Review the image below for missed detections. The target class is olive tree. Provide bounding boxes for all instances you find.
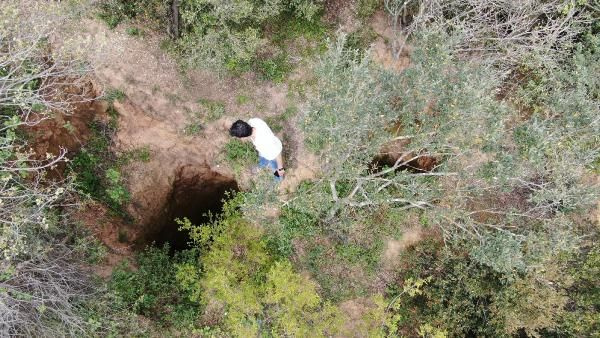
[385,0,595,73]
[294,30,598,271]
[176,0,324,71]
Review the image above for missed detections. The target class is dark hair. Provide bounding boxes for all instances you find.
[229,120,252,137]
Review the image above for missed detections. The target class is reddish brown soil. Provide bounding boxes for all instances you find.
[25,81,103,177]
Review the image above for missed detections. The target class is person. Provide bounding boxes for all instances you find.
[229,118,285,181]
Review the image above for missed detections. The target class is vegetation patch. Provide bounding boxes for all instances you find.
[257,53,293,83]
[197,98,226,122]
[110,245,201,326]
[224,138,259,173]
[264,105,298,133]
[70,102,151,214]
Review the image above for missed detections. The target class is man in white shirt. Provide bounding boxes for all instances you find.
[229,118,285,181]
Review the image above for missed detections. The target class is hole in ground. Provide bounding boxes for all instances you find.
[371,152,438,173]
[144,167,238,253]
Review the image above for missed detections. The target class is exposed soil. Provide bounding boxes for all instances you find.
[55,16,322,223]
[25,81,103,177]
[73,201,138,278]
[324,0,359,32]
[373,137,439,173]
[370,10,411,73]
[383,226,424,269]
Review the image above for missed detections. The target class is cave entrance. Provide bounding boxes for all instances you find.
[147,168,238,253]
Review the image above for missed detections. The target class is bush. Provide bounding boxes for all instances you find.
[110,245,201,324]
[224,138,259,171]
[266,207,318,257]
[70,121,133,213]
[97,0,169,30]
[177,0,325,72]
[175,195,345,336]
[357,0,381,20]
[197,98,226,121]
[559,242,600,336]
[258,53,292,82]
[386,239,571,337]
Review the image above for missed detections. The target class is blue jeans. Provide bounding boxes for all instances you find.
[259,156,282,182]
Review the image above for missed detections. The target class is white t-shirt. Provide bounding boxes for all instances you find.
[248,117,282,161]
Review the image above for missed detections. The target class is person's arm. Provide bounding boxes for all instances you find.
[275,152,285,177]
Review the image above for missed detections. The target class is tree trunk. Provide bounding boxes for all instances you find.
[169,0,180,39]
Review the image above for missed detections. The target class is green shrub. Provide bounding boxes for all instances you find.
[357,0,381,20]
[105,168,130,208]
[236,94,251,105]
[97,0,127,29]
[559,242,600,336]
[177,0,325,72]
[266,207,318,257]
[264,105,298,133]
[70,121,144,213]
[71,149,103,198]
[183,123,202,136]
[96,0,168,30]
[345,25,378,54]
[383,236,578,337]
[270,11,328,45]
[175,195,345,336]
[110,245,201,324]
[104,88,126,103]
[258,53,292,82]
[126,26,140,36]
[224,138,258,170]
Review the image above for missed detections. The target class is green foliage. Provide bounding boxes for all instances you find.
[264,261,343,337]
[301,238,381,301]
[224,138,258,171]
[97,0,169,30]
[270,10,328,45]
[197,98,226,121]
[357,0,381,20]
[264,105,298,133]
[104,88,126,103]
[70,122,149,213]
[470,231,526,275]
[385,237,576,336]
[125,26,140,36]
[266,207,318,257]
[236,94,251,105]
[559,242,600,336]
[110,245,201,325]
[302,36,389,159]
[71,148,103,198]
[97,2,124,29]
[105,168,130,207]
[175,197,345,336]
[74,233,108,265]
[177,0,325,72]
[345,25,378,55]
[183,123,202,136]
[258,53,292,82]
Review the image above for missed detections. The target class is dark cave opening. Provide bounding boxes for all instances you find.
[147,170,238,253]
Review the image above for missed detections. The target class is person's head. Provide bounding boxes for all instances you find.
[229,120,252,138]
